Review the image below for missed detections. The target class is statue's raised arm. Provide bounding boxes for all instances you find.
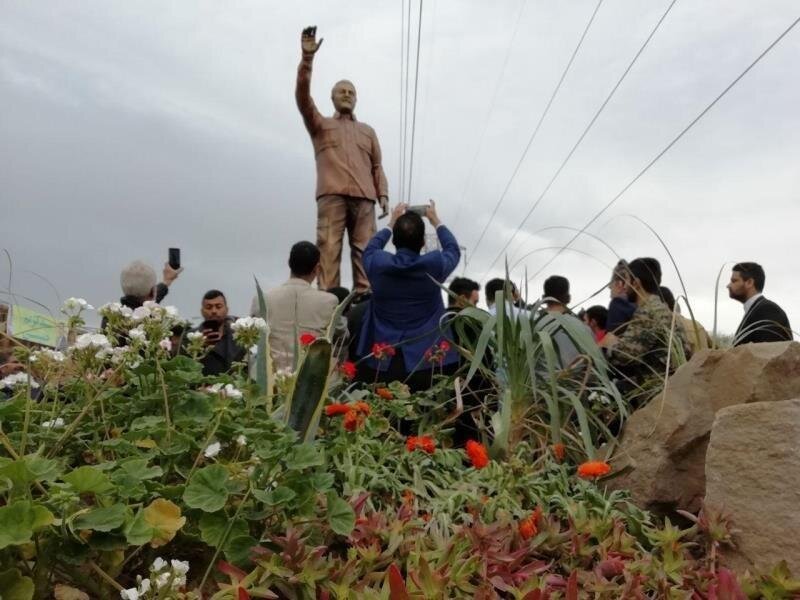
[296,26,324,133]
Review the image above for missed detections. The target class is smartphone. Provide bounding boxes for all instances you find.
[408,204,428,216]
[168,248,181,270]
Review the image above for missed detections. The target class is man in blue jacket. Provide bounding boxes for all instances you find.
[357,201,461,390]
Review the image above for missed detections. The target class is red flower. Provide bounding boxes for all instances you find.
[352,401,371,415]
[406,435,436,454]
[439,340,451,352]
[465,440,489,469]
[552,443,566,462]
[299,333,317,346]
[342,410,359,432]
[371,342,396,360]
[339,361,357,380]
[519,506,543,540]
[376,387,393,400]
[577,460,611,479]
[325,403,351,417]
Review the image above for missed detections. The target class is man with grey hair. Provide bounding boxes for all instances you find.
[119,260,182,310]
[296,26,389,295]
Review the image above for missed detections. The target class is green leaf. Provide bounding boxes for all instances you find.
[284,444,324,471]
[0,568,34,600]
[326,492,355,536]
[0,455,60,494]
[183,465,229,512]
[124,509,153,546]
[309,472,335,492]
[225,534,258,567]
[251,486,296,507]
[0,501,54,549]
[199,512,248,549]
[63,466,115,496]
[285,339,332,442]
[72,504,127,533]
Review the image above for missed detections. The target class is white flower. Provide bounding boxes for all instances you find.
[1,372,39,389]
[110,346,130,364]
[164,306,179,318]
[41,418,65,429]
[236,434,247,447]
[62,297,94,316]
[74,333,111,351]
[231,316,267,332]
[204,442,222,458]
[186,331,204,342]
[138,578,151,594]
[159,338,172,352]
[128,327,147,342]
[171,559,189,575]
[120,589,139,600]
[151,557,168,572]
[131,306,152,321]
[249,344,258,355]
[31,348,66,363]
[223,384,242,400]
[120,306,133,318]
[155,571,171,589]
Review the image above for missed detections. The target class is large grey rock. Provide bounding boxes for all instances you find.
[608,341,800,514]
[705,399,800,574]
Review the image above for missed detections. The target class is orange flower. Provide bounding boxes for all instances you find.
[376,387,393,400]
[406,435,436,454]
[465,440,489,469]
[325,403,351,417]
[552,443,566,462]
[577,460,611,479]
[352,401,371,415]
[519,506,543,540]
[342,410,359,432]
[402,489,415,506]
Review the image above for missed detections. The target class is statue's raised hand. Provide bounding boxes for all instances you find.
[301,26,323,56]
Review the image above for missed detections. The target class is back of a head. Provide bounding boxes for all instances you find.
[543,275,570,305]
[392,212,425,253]
[121,260,156,299]
[659,286,676,312]
[449,277,479,305]
[627,258,661,295]
[289,241,321,277]
[586,305,608,329]
[611,259,629,283]
[484,278,515,306]
[733,262,765,292]
[641,257,662,285]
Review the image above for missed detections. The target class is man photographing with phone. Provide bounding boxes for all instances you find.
[196,290,246,376]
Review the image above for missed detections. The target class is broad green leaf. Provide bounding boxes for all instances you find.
[142,498,185,548]
[0,568,34,600]
[251,486,296,507]
[0,455,60,493]
[129,416,166,431]
[285,339,332,443]
[63,466,115,496]
[72,504,126,532]
[123,509,153,546]
[225,534,258,567]
[0,501,54,549]
[199,512,248,548]
[326,492,355,536]
[284,444,324,471]
[183,465,229,512]
[310,472,335,492]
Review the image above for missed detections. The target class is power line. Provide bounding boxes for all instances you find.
[528,13,800,282]
[479,0,679,279]
[469,0,605,259]
[452,0,528,232]
[406,0,424,202]
[398,0,406,203]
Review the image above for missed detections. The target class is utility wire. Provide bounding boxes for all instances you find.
[528,13,800,282]
[401,0,412,204]
[479,0,679,279]
[452,0,529,231]
[469,0,604,259]
[398,0,406,202]
[406,0,424,203]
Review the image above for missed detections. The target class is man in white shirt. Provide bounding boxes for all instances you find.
[251,242,339,371]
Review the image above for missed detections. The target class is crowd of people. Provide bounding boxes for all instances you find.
[86,202,792,399]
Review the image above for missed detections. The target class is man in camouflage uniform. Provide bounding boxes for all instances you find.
[600,257,691,405]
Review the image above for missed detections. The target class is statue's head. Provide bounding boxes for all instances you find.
[331,80,357,114]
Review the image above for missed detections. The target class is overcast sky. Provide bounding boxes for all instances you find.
[2,1,798,337]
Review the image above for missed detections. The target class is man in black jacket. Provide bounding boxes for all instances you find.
[196,290,246,376]
[728,262,792,345]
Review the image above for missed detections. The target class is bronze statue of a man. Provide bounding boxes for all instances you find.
[296,26,389,294]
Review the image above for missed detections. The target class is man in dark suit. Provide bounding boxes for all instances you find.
[728,262,792,346]
[357,201,460,390]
